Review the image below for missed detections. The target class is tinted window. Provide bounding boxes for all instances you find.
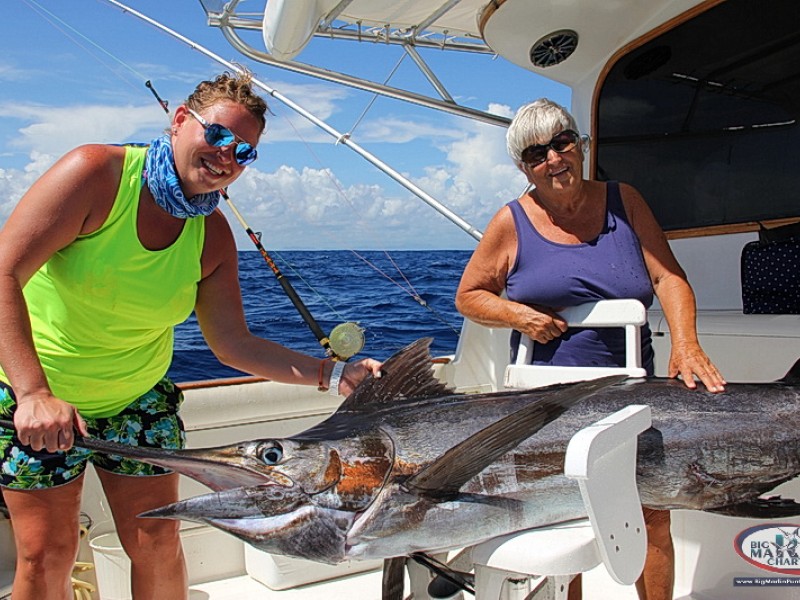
[596,0,800,231]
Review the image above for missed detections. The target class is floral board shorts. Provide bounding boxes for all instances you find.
[0,377,186,490]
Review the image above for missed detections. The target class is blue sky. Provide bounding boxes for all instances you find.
[2,0,570,249]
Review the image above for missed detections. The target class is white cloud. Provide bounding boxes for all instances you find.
[355,116,465,144]
[0,165,40,224]
[223,104,526,249]
[0,103,169,164]
[259,82,351,143]
[224,165,436,249]
[415,103,527,228]
[0,62,27,82]
[0,100,526,249]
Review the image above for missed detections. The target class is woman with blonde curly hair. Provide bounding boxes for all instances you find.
[0,71,381,600]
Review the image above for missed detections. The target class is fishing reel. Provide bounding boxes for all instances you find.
[328,322,365,360]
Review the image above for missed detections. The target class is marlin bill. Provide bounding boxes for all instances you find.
[75,338,800,564]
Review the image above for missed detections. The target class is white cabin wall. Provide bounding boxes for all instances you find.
[667,233,757,310]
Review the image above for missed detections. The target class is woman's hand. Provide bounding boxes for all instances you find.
[516,303,569,344]
[338,358,383,396]
[14,393,88,452]
[668,341,726,393]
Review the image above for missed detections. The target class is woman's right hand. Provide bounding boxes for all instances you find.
[14,392,88,453]
[516,303,569,344]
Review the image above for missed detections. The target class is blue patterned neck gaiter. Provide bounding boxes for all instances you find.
[144,135,220,219]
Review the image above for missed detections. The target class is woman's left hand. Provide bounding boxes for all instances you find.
[338,358,383,396]
[667,341,726,392]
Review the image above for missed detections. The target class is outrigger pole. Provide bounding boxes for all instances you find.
[145,80,363,360]
[101,0,483,242]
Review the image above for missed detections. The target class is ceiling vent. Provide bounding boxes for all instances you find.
[530,30,579,68]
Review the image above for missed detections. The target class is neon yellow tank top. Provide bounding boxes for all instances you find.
[4,146,204,417]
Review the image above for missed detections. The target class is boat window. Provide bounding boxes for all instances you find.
[595,0,800,235]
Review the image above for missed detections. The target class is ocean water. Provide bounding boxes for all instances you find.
[167,250,472,382]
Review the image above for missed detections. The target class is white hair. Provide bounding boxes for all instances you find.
[506,98,580,165]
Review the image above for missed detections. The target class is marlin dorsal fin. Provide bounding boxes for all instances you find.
[339,338,455,411]
[404,374,628,498]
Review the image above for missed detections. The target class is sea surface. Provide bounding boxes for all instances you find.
[167,250,472,382]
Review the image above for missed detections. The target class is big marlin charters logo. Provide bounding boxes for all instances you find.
[735,524,800,574]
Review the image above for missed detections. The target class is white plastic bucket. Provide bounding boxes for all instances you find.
[89,532,132,600]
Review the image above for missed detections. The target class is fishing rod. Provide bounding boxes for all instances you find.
[220,188,364,360]
[147,81,364,360]
[145,79,169,114]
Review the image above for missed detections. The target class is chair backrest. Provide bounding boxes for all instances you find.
[564,403,652,584]
[505,299,648,389]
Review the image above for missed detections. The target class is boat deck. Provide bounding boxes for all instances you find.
[185,563,640,600]
[189,571,388,600]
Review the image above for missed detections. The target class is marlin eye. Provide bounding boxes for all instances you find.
[260,443,283,465]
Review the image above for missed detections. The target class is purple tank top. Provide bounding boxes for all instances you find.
[506,181,655,374]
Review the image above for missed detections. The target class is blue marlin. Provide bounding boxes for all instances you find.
[63,338,800,564]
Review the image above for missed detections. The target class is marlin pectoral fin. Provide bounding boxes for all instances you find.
[707,495,800,518]
[405,374,628,497]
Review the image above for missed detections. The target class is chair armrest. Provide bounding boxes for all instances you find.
[564,404,652,585]
[512,299,647,377]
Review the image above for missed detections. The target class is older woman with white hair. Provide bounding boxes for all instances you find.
[456,98,725,600]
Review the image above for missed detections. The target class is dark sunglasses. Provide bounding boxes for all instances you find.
[521,129,581,166]
[187,108,258,166]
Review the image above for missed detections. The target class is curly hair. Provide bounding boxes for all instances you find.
[185,69,268,134]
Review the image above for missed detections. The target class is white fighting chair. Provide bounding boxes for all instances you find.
[470,404,651,599]
[470,299,652,600]
[505,299,648,389]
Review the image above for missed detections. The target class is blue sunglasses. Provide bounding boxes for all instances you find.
[186,107,258,166]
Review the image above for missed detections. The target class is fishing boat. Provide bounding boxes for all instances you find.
[3,0,800,598]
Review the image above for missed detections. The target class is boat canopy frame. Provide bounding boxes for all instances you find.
[198,0,800,238]
[198,0,511,128]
